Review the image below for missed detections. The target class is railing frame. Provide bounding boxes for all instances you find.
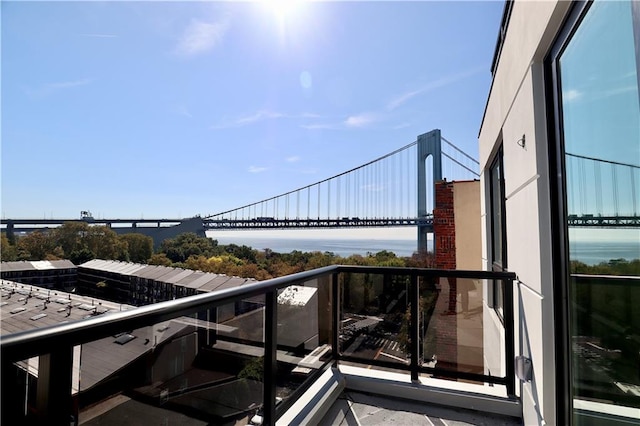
[1,266,517,425]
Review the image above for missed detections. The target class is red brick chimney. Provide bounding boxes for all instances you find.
[434,180,456,270]
[432,180,458,373]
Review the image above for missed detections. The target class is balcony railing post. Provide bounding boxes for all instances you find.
[264,290,278,426]
[36,346,74,425]
[410,273,420,382]
[503,278,516,397]
[332,272,340,364]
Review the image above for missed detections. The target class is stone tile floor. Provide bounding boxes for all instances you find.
[319,391,523,426]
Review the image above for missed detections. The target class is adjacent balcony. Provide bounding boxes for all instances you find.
[1,265,520,425]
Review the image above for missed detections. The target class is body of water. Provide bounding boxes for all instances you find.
[210,233,639,265]
[570,241,640,265]
[211,236,424,258]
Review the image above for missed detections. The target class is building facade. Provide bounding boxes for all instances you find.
[77,259,257,305]
[0,260,77,290]
[479,1,639,425]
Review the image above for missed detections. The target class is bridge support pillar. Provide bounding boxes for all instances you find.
[417,129,442,253]
[5,221,15,243]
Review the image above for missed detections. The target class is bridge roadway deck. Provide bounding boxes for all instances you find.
[567,215,639,227]
[2,214,638,231]
[1,218,184,226]
[203,217,434,230]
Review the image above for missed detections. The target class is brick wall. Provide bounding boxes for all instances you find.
[434,180,456,270]
[432,180,458,372]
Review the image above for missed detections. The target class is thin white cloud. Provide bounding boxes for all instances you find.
[212,110,320,129]
[344,113,376,128]
[301,112,378,130]
[27,78,92,98]
[176,17,230,56]
[248,166,268,173]
[286,156,300,163]
[300,123,340,130]
[392,122,411,130]
[602,85,636,97]
[176,105,193,118]
[387,66,484,111]
[237,110,285,125]
[563,89,582,102]
[79,33,117,38]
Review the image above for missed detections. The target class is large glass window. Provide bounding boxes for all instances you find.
[556,1,640,422]
[489,147,506,315]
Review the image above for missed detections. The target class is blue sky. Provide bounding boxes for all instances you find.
[2,1,504,220]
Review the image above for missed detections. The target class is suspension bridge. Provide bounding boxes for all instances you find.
[1,130,638,252]
[202,129,479,250]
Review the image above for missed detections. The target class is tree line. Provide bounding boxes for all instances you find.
[1,225,435,280]
[1,223,152,264]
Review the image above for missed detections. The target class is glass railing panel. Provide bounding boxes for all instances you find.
[572,275,640,410]
[419,276,493,381]
[339,273,411,370]
[1,355,39,424]
[75,297,265,425]
[275,275,333,412]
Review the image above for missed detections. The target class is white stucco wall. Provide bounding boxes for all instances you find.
[454,180,482,271]
[479,2,572,425]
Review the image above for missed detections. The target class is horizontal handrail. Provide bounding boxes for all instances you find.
[570,273,640,281]
[1,266,516,362]
[336,265,516,280]
[0,265,338,361]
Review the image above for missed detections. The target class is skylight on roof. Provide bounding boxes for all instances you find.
[30,313,47,321]
[10,307,26,314]
[114,334,136,345]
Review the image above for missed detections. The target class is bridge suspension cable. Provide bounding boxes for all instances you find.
[565,152,639,225]
[204,132,482,228]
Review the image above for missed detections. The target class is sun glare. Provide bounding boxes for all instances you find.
[259,0,309,40]
[262,0,301,19]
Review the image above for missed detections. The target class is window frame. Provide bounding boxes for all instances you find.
[546,1,640,424]
[488,145,507,318]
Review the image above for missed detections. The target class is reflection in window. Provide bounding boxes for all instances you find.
[559,0,640,417]
[489,147,506,315]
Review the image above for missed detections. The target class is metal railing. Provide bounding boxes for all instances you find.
[1,265,517,425]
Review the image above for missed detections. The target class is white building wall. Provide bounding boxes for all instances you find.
[479,2,572,425]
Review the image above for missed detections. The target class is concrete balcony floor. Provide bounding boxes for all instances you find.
[319,391,523,426]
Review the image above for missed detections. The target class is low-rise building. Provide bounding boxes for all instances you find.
[0,260,77,290]
[77,259,257,305]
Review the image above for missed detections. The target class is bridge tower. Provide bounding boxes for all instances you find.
[417,129,442,253]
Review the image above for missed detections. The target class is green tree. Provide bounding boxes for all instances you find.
[85,226,127,260]
[16,230,56,260]
[238,356,264,382]
[1,233,17,261]
[149,253,173,266]
[159,233,218,263]
[69,248,95,265]
[119,233,153,263]
[52,222,90,255]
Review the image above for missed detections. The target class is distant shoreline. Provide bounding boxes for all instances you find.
[209,235,639,265]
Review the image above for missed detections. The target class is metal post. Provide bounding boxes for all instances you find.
[410,274,420,382]
[264,291,278,425]
[417,130,442,253]
[332,273,340,364]
[36,346,74,425]
[503,278,516,397]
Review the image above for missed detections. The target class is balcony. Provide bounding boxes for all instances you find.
[1,266,520,425]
